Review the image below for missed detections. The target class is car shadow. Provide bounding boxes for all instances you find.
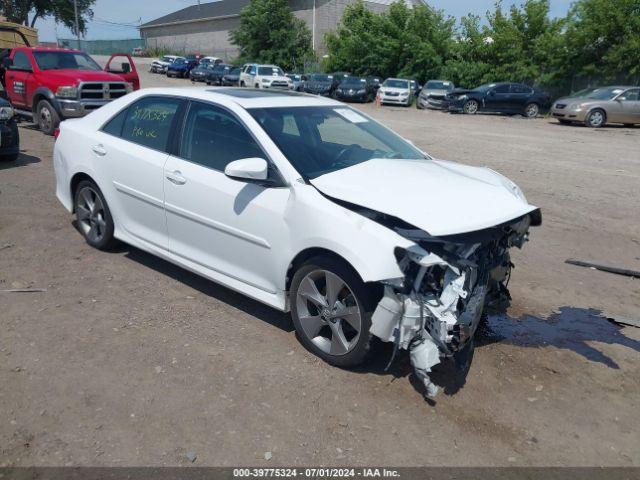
[354,306,640,403]
[121,245,293,333]
[0,152,40,170]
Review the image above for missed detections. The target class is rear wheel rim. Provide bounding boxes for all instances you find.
[76,186,107,243]
[526,104,539,117]
[589,111,604,127]
[296,269,362,356]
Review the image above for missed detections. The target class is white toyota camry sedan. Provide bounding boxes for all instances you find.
[54,87,540,395]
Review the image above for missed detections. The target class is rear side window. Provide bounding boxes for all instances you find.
[494,84,511,94]
[120,96,182,151]
[512,84,533,94]
[102,108,128,137]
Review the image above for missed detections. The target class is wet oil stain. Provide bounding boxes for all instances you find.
[480,307,640,369]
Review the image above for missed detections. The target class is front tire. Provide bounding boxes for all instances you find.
[291,257,376,368]
[36,100,60,135]
[463,99,479,115]
[74,180,117,250]
[586,109,606,128]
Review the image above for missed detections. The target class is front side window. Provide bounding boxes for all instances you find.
[250,106,425,179]
[12,51,32,70]
[179,102,264,172]
[619,89,639,101]
[511,84,533,94]
[494,84,511,94]
[120,96,182,151]
[32,51,102,71]
[585,87,625,100]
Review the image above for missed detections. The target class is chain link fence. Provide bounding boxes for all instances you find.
[58,38,147,55]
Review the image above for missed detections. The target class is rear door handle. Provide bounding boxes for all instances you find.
[166,170,186,185]
[92,144,107,156]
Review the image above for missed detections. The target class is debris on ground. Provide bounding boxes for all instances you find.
[264,451,272,461]
[185,451,197,463]
[0,288,47,293]
[565,259,640,279]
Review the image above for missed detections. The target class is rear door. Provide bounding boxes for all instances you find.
[105,53,140,90]
[94,95,184,250]
[510,83,534,111]
[6,50,34,108]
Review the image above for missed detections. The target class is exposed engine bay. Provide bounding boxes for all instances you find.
[363,207,542,397]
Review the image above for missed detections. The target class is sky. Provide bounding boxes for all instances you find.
[36,0,575,42]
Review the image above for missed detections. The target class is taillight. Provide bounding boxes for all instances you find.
[54,128,60,139]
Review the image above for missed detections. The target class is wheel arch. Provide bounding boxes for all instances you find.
[69,172,96,212]
[285,247,385,306]
[31,87,61,116]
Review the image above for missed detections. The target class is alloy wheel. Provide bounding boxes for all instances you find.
[464,100,478,114]
[588,110,605,127]
[525,103,539,118]
[76,186,107,244]
[295,269,362,356]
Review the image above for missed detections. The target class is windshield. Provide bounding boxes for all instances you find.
[258,66,284,76]
[228,68,241,75]
[341,77,366,86]
[32,51,102,71]
[383,79,409,89]
[309,74,332,82]
[174,58,186,65]
[161,56,174,62]
[425,80,453,90]
[584,87,625,100]
[474,83,497,92]
[249,106,426,179]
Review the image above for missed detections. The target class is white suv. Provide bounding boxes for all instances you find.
[240,63,292,89]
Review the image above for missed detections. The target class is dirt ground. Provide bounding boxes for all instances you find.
[1,62,639,467]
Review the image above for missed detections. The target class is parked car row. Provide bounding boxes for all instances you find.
[150,53,640,127]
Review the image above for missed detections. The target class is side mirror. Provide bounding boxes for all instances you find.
[225,158,269,182]
[121,63,131,73]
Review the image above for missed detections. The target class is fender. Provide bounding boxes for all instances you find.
[30,87,62,116]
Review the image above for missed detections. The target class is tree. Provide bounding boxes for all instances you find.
[230,0,313,71]
[564,0,640,86]
[0,0,95,34]
[325,1,456,82]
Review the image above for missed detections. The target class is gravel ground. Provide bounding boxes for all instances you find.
[1,61,639,467]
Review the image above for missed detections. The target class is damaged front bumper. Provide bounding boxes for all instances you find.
[370,210,541,396]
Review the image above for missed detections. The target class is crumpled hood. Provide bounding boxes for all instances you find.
[40,69,124,84]
[422,88,449,97]
[310,158,538,237]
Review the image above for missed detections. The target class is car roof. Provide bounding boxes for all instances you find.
[130,87,342,109]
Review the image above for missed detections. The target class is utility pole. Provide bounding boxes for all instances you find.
[312,0,316,51]
[74,0,81,50]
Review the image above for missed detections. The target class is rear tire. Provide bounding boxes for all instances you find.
[524,102,540,118]
[36,99,60,136]
[74,180,117,251]
[290,257,377,368]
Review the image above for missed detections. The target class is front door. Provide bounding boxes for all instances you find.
[163,100,291,294]
[95,95,183,250]
[105,53,140,90]
[485,83,513,111]
[7,50,34,108]
[616,88,640,124]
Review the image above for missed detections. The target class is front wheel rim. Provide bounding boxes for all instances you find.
[465,101,478,114]
[76,187,107,243]
[296,269,362,356]
[39,106,52,131]
[589,111,604,126]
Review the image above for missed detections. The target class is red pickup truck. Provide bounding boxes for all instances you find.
[1,40,140,135]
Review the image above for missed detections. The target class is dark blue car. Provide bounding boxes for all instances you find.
[166,57,198,78]
[0,97,20,162]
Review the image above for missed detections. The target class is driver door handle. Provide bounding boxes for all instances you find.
[166,170,186,185]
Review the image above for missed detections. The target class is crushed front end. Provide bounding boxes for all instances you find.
[370,211,541,396]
